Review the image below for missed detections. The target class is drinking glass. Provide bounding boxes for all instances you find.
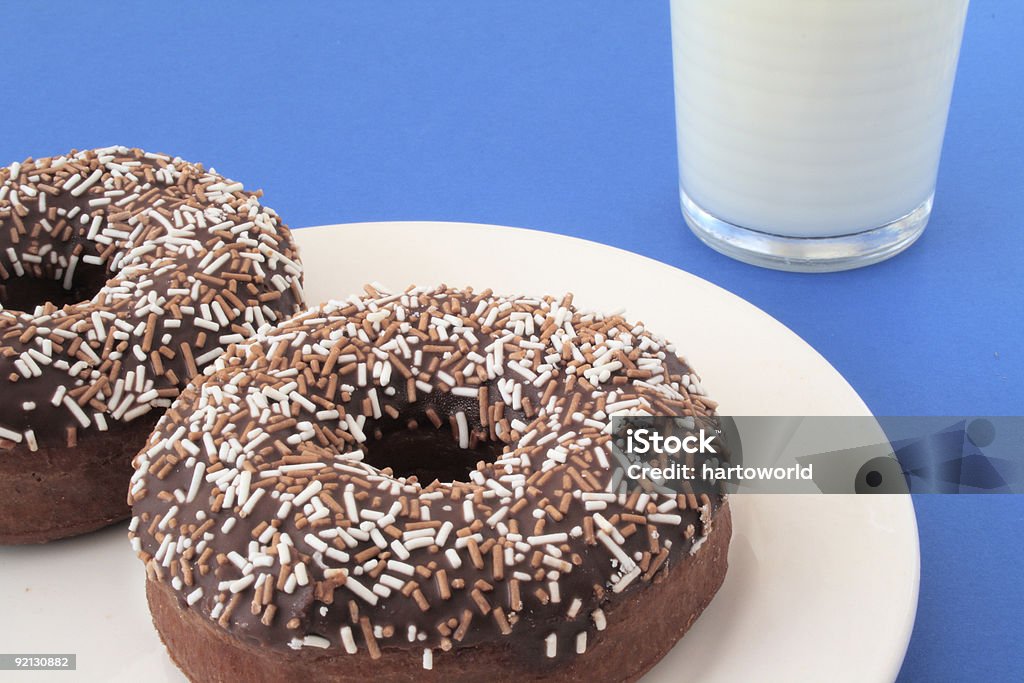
[670,0,970,271]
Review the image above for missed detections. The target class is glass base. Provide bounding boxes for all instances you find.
[680,190,933,272]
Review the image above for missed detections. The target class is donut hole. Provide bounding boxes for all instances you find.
[0,261,110,312]
[364,420,506,485]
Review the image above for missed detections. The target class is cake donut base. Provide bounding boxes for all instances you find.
[0,416,157,544]
[146,501,730,683]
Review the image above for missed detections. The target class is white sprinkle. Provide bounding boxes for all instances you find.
[62,396,91,428]
[594,513,626,544]
[62,255,79,291]
[648,513,683,525]
[605,398,642,413]
[203,252,231,275]
[229,574,255,593]
[237,470,252,505]
[455,410,469,449]
[435,521,454,547]
[597,530,636,571]
[367,388,382,419]
[238,487,265,518]
[195,346,225,366]
[402,528,436,541]
[340,625,358,654]
[345,414,366,442]
[378,574,405,592]
[485,506,509,527]
[186,588,204,606]
[88,312,109,341]
[388,560,415,576]
[70,168,103,197]
[528,532,568,546]
[0,426,23,443]
[300,635,330,649]
[612,566,642,593]
[304,533,329,553]
[123,402,154,422]
[404,537,433,551]
[343,574,379,605]
[292,480,323,506]
[509,362,537,382]
[325,547,350,563]
[545,632,557,658]
[343,488,360,522]
[390,539,410,560]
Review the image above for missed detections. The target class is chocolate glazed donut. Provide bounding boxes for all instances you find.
[0,147,304,543]
[129,285,730,682]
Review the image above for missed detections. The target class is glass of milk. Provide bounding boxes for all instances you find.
[670,0,970,271]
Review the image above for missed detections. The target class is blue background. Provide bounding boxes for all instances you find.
[1,1,1020,680]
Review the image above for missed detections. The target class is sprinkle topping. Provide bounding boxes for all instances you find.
[0,147,304,451]
[129,284,721,667]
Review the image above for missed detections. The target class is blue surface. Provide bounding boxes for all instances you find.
[1,1,1020,680]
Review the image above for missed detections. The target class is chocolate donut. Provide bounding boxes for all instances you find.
[129,285,730,682]
[0,147,304,543]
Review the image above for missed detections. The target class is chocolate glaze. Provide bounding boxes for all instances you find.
[129,285,725,669]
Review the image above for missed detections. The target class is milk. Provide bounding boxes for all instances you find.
[670,0,969,238]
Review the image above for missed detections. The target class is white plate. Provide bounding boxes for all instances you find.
[0,222,919,683]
